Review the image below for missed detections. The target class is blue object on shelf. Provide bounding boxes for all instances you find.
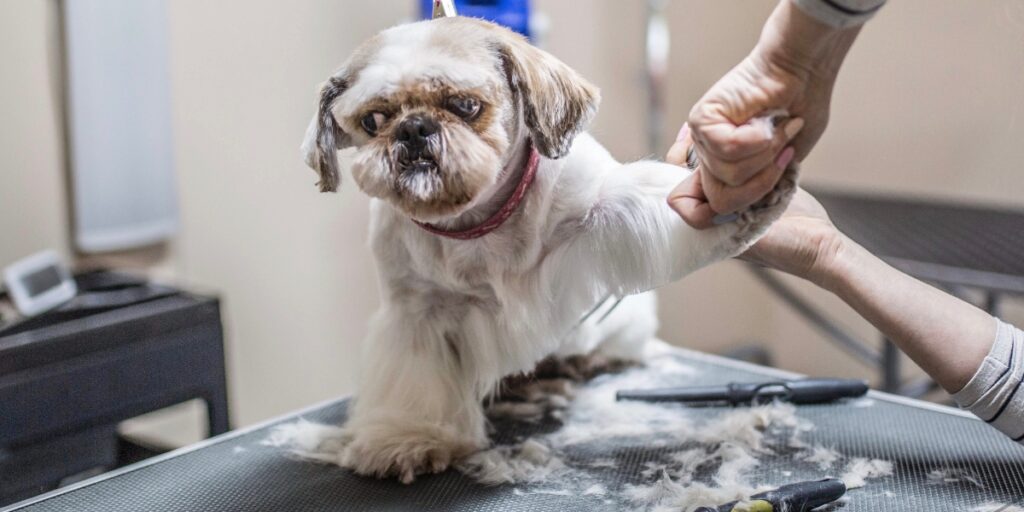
[419,0,531,39]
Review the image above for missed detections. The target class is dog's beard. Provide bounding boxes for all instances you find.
[392,136,444,202]
[351,121,504,222]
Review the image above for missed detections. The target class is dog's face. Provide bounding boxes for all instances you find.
[302,18,600,223]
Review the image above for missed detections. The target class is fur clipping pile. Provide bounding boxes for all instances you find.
[798,444,842,471]
[260,418,347,463]
[926,468,986,489]
[838,457,894,490]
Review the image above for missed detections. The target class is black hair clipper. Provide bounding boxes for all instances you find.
[616,378,869,406]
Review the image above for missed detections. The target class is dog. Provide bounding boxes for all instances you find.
[300,16,796,483]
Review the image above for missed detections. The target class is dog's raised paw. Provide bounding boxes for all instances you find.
[730,164,799,247]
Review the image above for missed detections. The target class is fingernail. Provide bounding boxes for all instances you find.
[775,146,796,169]
[713,213,739,225]
[783,118,805,139]
[666,145,689,168]
[676,123,690,142]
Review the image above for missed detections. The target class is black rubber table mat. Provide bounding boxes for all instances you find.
[813,188,1024,293]
[6,349,1024,511]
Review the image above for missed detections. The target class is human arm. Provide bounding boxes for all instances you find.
[742,190,1024,443]
[743,189,994,394]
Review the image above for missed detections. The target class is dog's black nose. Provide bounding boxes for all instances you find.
[396,115,439,150]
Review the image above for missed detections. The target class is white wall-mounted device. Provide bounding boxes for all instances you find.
[2,251,78,317]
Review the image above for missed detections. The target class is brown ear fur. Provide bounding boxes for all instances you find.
[305,76,350,193]
[494,33,600,159]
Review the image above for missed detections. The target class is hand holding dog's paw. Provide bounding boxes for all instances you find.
[666,124,799,255]
[667,118,803,229]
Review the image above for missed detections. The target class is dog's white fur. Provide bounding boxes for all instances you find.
[302,18,796,483]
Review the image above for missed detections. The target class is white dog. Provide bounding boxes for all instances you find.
[301,17,795,483]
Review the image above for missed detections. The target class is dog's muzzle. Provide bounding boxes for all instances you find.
[395,115,440,174]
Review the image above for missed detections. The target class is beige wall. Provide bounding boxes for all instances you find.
[2,0,1023,446]
[0,1,69,265]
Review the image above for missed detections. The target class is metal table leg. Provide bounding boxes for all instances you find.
[985,292,1002,316]
[748,265,881,368]
[882,338,902,393]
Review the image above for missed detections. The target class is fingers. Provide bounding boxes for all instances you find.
[691,117,804,186]
[665,123,692,166]
[692,119,774,162]
[665,116,799,228]
[665,140,689,167]
[785,187,833,223]
[666,124,716,228]
[702,146,796,214]
[667,171,716,229]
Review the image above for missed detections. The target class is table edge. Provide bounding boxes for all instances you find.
[2,345,978,511]
[0,394,350,512]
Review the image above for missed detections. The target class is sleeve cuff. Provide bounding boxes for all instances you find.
[952,318,1014,408]
[790,0,886,29]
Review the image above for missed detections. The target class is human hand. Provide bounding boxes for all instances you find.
[675,0,860,229]
[739,187,846,288]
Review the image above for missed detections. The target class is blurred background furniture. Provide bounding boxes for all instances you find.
[750,189,1024,395]
[0,271,228,506]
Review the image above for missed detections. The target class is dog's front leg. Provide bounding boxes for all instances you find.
[545,161,796,324]
[341,305,488,483]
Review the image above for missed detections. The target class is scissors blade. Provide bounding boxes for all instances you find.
[432,0,458,18]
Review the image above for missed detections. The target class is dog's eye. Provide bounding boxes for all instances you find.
[446,96,481,120]
[360,112,387,135]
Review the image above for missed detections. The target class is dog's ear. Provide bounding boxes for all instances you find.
[493,32,601,159]
[301,76,351,193]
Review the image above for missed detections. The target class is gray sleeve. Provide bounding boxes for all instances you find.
[790,0,886,28]
[953,319,1024,445]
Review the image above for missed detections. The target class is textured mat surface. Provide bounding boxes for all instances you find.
[6,350,1024,511]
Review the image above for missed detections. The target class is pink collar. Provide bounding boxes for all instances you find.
[414,144,540,240]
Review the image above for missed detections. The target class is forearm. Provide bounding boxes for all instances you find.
[821,242,1024,443]
[819,236,995,394]
[755,0,863,80]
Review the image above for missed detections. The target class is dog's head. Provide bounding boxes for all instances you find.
[302,17,600,222]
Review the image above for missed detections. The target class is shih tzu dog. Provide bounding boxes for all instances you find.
[301,17,796,483]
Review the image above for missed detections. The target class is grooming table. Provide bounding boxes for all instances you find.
[751,188,1024,394]
[4,348,1022,511]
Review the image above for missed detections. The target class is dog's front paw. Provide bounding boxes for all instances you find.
[342,419,482,483]
[729,164,799,249]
